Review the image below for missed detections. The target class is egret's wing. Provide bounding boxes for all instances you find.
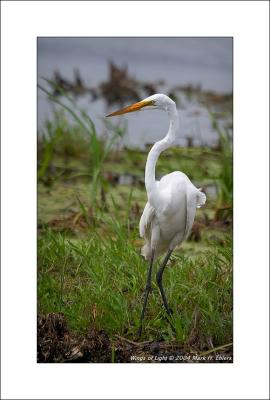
[184,189,206,240]
[139,202,155,238]
[184,193,196,240]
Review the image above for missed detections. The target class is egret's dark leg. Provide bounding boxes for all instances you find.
[156,249,174,316]
[137,250,155,338]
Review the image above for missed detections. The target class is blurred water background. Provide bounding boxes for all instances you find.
[37,37,232,148]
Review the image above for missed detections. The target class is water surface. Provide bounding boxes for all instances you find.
[38,37,233,147]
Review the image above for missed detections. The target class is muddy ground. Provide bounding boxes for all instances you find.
[37,313,233,363]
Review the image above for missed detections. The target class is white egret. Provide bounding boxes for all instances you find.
[107,94,206,337]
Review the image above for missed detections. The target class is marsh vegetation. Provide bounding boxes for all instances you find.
[37,79,233,363]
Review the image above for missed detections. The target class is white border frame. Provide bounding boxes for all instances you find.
[1,1,269,399]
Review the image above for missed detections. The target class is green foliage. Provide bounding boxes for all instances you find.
[38,80,125,208]
[37,89,233,352]
[38,226,232,347]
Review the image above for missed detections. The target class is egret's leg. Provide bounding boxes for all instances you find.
[137,250,155,338]
[156,249,173,316]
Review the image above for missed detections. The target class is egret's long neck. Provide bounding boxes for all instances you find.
[145,106,179,207]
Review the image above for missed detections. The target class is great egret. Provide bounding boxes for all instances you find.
[107,93,206,337]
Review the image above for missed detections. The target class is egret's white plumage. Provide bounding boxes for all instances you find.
[131,94,207,260]
[107,93,206,336]
[140,171,206,260]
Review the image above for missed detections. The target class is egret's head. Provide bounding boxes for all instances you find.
[106,93,176,117]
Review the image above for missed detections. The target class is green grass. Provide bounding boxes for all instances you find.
[38,225,232,347]
[37,91,232,352]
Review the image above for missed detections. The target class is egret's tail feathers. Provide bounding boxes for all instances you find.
[141,243,151,261]
[196,189,207,208]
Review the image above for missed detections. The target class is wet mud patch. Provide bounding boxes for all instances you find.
[37,313,233,363]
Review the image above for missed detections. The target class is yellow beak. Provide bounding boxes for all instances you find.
[106,99,154,117]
